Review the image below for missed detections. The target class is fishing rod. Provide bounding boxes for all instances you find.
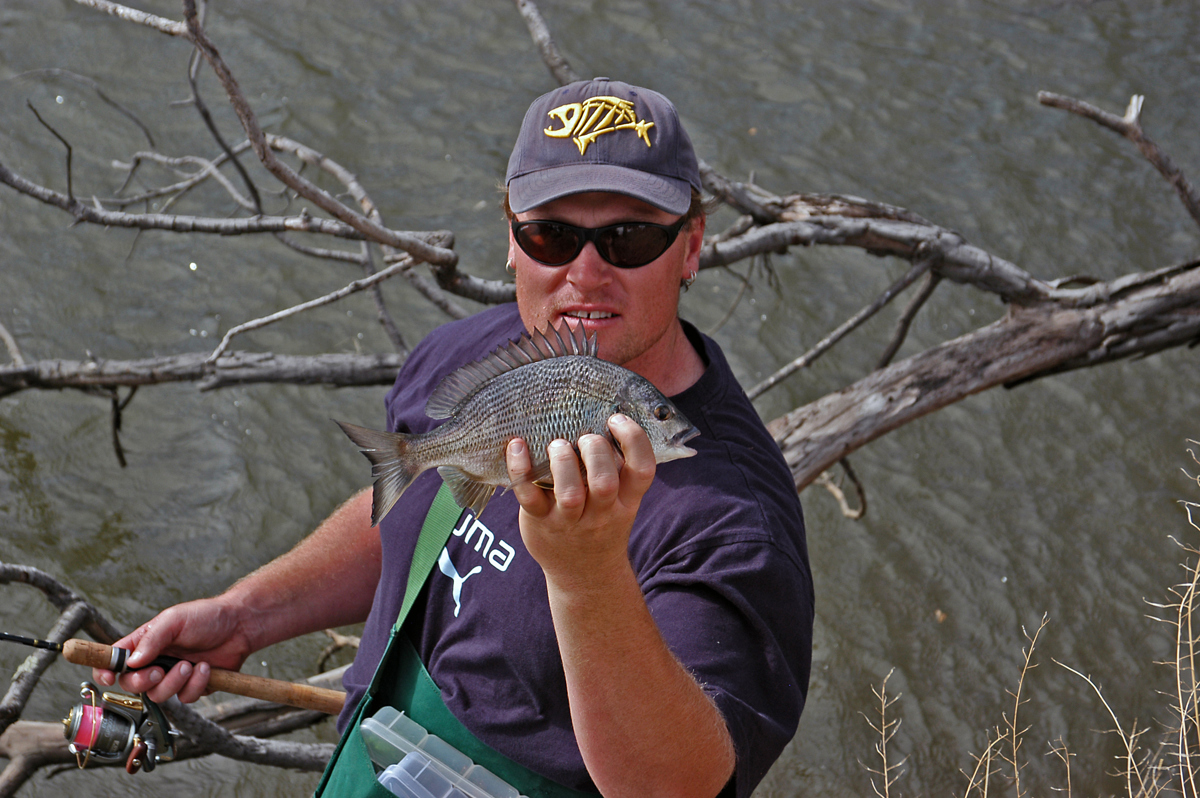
[1,632,347,715]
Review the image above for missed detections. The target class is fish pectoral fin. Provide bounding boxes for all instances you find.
[528,458,554,490]
[437,466,497,517]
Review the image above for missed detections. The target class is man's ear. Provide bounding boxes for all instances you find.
[683,214,706,272]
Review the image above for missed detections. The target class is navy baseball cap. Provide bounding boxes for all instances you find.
[505,78,702,215]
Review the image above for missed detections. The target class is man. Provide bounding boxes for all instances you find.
[97,78,813,797]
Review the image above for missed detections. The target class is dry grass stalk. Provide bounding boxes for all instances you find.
[1046,737,1074,797]
[961,732,1005,798]
[864,441,1200,798]
[1002,614,1049,798]
[861,669,907,798]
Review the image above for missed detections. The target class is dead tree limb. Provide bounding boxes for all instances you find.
[178,0,455,269]
[768,262,1200,491]
[512,0,581,86]
[0,351,405,398]
[1039,92,1200,231]
[0,562,344,795]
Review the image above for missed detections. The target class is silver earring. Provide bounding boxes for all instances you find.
[681,272,697,292]
[505,258,516,276]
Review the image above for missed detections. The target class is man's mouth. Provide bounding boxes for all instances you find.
[562,310,616,320]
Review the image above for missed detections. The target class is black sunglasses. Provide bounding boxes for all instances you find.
[511,217,688,268]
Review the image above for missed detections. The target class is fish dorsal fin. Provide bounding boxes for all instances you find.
[425,320,598,419]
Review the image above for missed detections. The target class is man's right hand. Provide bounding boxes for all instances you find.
[90,487,382,705]
[91,595,253,704]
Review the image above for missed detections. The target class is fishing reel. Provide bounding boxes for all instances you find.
[62,681,180,774]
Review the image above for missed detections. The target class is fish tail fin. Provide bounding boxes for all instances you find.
[335,420,422,526]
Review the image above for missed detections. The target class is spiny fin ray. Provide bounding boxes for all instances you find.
[425,321,597,419]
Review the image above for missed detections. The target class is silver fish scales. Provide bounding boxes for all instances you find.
[336,321,700,523]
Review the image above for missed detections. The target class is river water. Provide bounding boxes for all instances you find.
[2,1,1199,796]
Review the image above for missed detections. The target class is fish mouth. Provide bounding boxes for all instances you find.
[658,425,700,462]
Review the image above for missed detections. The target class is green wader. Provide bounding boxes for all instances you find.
[312,485,595,798]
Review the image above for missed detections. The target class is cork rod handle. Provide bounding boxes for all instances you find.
[61,638,347,716]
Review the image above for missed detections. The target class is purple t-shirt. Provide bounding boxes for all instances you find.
[340,304,813,796]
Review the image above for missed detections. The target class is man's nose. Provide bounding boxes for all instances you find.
[564,242,613,287]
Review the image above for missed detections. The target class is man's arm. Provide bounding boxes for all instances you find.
[507,415,736,798]
[94,488,382,704]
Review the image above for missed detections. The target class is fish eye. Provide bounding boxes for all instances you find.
[653,403,673,421]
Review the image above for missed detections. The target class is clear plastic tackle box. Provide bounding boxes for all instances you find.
[360,705,526,798]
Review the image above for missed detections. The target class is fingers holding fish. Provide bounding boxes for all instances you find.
[549,439,592,514]
[506,436,553,517]
[607,413,656,504]
[508,419,656,585]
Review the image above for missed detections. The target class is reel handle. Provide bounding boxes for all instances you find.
[62,639,347,715]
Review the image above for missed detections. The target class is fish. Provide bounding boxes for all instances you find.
[336,321,700,524]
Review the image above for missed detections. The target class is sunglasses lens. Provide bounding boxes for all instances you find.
[515,223,581,266]
[514,220,683,268]
[599,224,673,268]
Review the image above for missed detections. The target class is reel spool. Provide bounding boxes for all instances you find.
[62,682,178,774]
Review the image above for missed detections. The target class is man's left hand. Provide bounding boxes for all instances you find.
[505,413,655,586]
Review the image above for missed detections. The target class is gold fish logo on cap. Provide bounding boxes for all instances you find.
[543,96,655,155]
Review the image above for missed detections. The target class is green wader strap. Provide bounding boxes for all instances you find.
[313,484,594,798]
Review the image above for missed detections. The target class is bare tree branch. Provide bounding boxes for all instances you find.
[108,144,257,210]
[768,262,1200,491]
[71,0,188,37]
[185,43,264,216]
[747,252,935,399]
[1039,92,1200,231]
[24,102,74,202]
[178,0,457,268]
[512,0,581,86]
[266,134,472,319]
[206,257,420,362]
[0,161,365,237]
[0,351,405,398]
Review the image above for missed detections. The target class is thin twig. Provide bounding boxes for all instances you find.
[361,243,408,354]
[1171,500,1200,798]
[0,322,24,368]
[12,68,156,147]
[962,732,1005,798]
[186,37,263,215]
[205,258,416,363]
[71,0,188,37]
[877,271,942,370]
[25,102,74,202]
[1045,738,1073,798]
[265,133,469,319]
[748,254,935,399]
[111,145,256,210]
[813,458,867,519]
[273,234,368,264]
[0,161,363,238]
[317,629,361,673]
[1002,615,1048,798]
[860,669,906,798]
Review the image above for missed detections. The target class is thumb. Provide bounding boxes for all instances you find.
[124,617,178,669]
